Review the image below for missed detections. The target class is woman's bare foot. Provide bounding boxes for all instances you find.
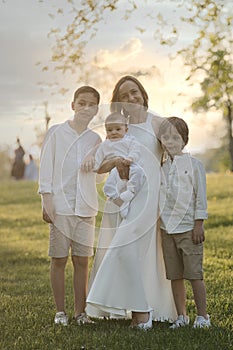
[132,311,149,325]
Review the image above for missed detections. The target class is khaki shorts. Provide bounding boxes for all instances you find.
[49,215,95,258]
[161,229,204,280]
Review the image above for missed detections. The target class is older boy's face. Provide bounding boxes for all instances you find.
[72,92,98,122]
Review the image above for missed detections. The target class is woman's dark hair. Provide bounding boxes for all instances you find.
[110,75,148,116]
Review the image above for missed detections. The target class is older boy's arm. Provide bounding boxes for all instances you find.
[192,160,208,244]
[38,128,55,223]
[42,193,55,223]
[192,219,205,244]
[81,138,102,172]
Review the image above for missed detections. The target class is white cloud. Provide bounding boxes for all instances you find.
[93,38,143,68]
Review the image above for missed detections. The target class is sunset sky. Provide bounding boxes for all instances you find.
[0,0,225,157]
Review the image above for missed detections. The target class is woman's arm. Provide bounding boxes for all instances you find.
[97,156,130,180]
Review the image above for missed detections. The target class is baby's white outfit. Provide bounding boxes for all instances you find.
[94,134,145,218]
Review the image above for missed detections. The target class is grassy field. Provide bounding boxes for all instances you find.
[0,174,232,350]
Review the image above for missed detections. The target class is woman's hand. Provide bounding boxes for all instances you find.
[115,157,130,180]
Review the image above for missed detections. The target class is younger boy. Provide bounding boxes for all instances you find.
[39,86,102,326]
[158,116,211,329]
[94,112,145,218]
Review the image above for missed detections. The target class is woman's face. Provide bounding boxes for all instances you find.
[118,80,144,115]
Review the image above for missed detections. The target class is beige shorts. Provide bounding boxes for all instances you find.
[49,215,95,258]
[161,229,204,280]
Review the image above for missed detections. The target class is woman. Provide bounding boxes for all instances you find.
[86,76,176,329]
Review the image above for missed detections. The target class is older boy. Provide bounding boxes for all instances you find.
[39,86,101,326]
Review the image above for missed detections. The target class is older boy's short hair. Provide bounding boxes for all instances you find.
[105,112,127,126]
[158,116,189,146]
[73,86,100,104]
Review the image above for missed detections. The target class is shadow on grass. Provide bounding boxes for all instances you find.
[205,214,233,229]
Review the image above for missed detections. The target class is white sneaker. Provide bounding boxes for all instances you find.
[54,311,68,326]
[75,312,94,325]
[170,315,189,329]
[193,314,211,328]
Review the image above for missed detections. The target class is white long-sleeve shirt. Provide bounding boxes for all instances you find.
[39,121,101,217]
[159,153,208,234]
[94,134,141,170]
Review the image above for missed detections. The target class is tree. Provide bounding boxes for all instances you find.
[178,1,233,171]
[40,0,233,170]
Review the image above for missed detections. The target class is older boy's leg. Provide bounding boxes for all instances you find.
[190,279,208,317]
[50,257,68,312]
[72,255,89,317]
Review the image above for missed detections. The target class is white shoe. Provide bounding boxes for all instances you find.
[136,310,153,330]
[54,311,68,326]
[193,314,211,328]
[170,315,189,329]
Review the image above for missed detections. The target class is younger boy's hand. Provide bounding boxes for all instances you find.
[192,220,205,244]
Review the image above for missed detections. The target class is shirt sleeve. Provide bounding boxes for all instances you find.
[38,126,56,194]
[127,136,141,163]
[193,160,208,220]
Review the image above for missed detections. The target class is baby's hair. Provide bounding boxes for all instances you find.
[158,116,189,146]
[73,86,100,104]
[105,112,127,126]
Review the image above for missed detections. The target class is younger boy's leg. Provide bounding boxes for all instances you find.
[72,255,89,317]
[171,279,187,316]
[190,279,207,318]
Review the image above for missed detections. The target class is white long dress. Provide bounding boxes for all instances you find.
[86,114,177,321]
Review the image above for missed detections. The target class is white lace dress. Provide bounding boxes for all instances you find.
[86,114,177,321]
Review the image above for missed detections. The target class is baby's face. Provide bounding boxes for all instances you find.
[160,125,184,158]
[105,123,127,140]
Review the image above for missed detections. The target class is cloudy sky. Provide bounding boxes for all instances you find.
[0,0,225,157]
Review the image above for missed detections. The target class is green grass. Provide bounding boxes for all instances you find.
[0,175,232,350]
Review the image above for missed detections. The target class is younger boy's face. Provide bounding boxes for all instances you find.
[160,125,184,158]
[105,123,127,141]
[72,92,98,123]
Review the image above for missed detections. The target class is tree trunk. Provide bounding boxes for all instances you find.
[227,104,233,172]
